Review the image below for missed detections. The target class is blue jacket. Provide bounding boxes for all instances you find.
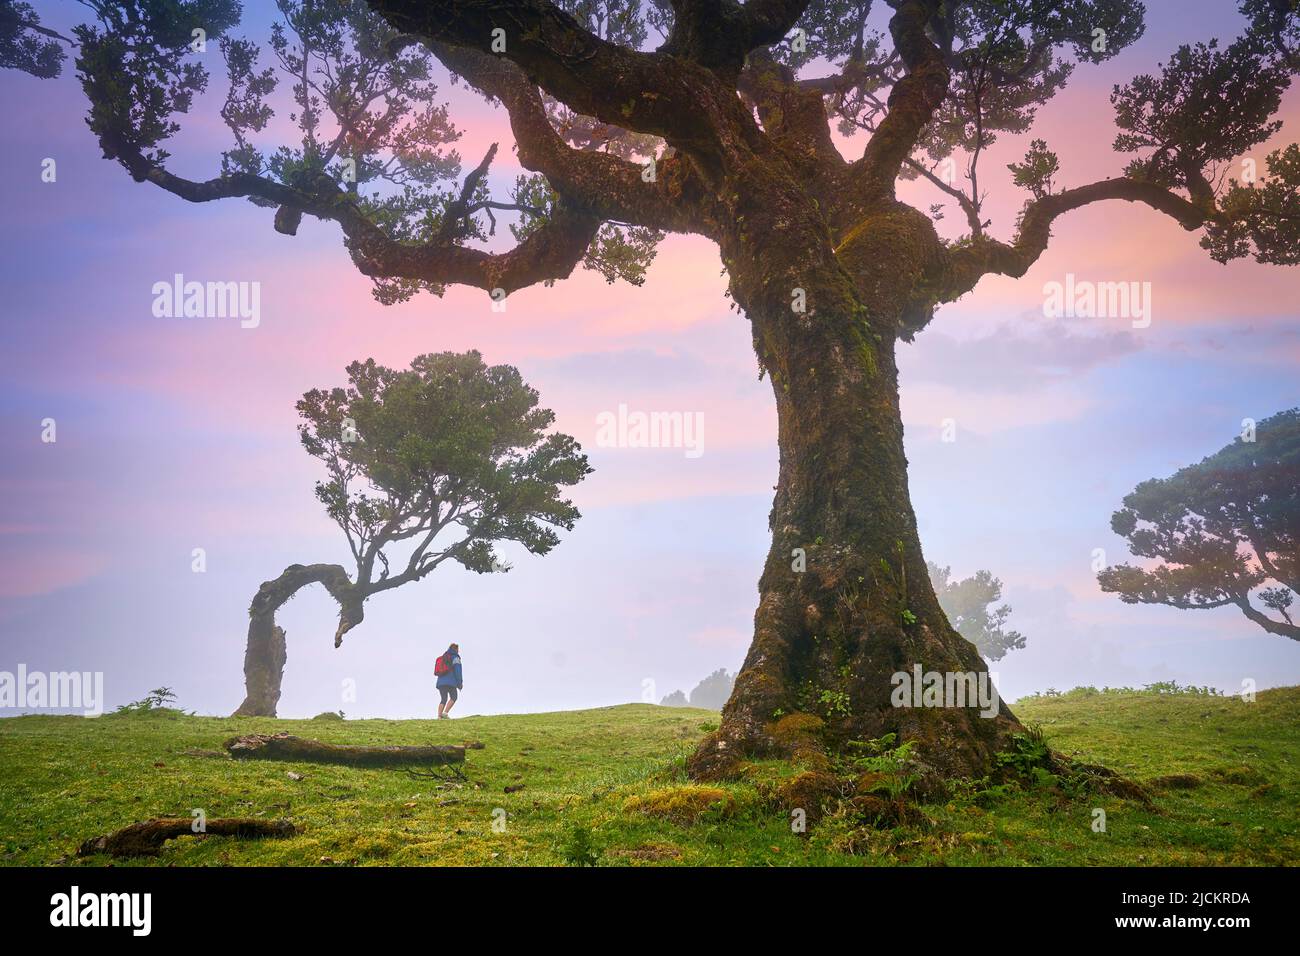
[436,654,463,690]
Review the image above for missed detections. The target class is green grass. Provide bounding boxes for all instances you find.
[1,688,1296,866]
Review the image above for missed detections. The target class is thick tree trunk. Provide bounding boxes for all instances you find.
[232,564,361,717]
[691,205,1022,786]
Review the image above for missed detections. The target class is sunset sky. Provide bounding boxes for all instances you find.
[1,0,1297,718]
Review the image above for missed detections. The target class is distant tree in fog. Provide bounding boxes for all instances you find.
[928,562,1027,662]
[688,669,736,710]
[661,669,735,710]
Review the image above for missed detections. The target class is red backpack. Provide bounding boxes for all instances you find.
[434,653,452,677]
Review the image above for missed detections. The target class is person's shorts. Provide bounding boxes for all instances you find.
[439,686,458,704]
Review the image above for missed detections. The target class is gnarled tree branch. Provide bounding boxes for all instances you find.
[368,0,715,149]
[422,40,710,235]
[852,0,950,198]
[939,176,1209,301]
[96,121,600,295]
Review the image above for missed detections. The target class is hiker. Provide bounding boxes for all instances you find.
[435,643,463,719]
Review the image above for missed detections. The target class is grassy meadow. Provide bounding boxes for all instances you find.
[0,687,1295,866]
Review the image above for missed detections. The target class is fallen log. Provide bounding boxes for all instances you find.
[225,732,466,767]
[78,817,295,858]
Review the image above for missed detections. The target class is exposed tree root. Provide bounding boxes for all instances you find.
[225,732,465,766]
[77,817,296,858]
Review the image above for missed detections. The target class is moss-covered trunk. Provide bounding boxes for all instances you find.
[690,208,1022,784]
[232,563,360,717]
[233,611,287,718]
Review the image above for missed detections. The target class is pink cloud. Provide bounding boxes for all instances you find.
[0,548,110,599]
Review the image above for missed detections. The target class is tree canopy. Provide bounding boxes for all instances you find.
[1099,408,1300,643]
[7,0,1297,319]
[300,350,591,623]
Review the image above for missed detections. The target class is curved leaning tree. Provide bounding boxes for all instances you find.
[236,351,590,716]
[10,0,1300,777]
[1100,408,1300,644]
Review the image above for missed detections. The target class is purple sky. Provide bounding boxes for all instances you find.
[1,0,1298,718]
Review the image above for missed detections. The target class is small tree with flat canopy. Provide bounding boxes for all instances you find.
[234,350,591,716]
[1099,408,1299,644]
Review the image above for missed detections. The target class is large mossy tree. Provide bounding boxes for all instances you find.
[11,0,1300,779]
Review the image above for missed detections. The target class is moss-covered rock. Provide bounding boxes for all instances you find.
[623,786,735,825]
[773,770,844,823]
[766,712,830,768]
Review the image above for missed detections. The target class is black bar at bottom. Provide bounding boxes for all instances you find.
[0,865,1284,941]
